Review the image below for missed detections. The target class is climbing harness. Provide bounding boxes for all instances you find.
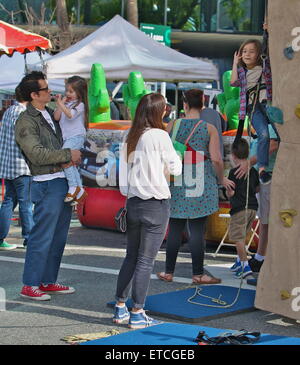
[195,329,261,345]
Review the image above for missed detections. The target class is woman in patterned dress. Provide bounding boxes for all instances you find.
[157,89,234,284]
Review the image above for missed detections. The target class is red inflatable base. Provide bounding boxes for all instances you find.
[77,187,126,230]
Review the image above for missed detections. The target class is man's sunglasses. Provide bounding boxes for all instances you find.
[37,86,49,92]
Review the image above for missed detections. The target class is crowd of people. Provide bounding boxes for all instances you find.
[0,25,279,328]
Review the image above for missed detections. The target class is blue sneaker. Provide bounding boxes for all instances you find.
[230,259,241,272]
[113,305,130,324]
[129,311,162,329]
[235,264,253,279]
[247,277,257,286]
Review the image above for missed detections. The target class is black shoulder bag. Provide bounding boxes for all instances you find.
[114,163,132,233]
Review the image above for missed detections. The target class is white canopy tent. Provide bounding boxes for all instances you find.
[0,52,64,94]
[43,15,219,83]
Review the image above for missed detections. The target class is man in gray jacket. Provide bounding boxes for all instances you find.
[15,72,81,301]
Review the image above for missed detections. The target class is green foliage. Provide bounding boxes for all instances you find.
[53,0,202,29]
[86,0,121,25]
[139,0,201,29]
[221,0,246,30]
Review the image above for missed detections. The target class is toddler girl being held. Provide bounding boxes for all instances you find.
[54,76,88,205]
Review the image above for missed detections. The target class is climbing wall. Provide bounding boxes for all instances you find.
[255,0,300,320]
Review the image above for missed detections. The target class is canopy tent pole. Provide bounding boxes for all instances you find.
[112,81,123,99]
[38,49,46,74]
[160,82,166,98]
[175,82,178,119]
[23,53,28,75]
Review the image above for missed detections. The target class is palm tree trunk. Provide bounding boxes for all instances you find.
[56,0,72,50]
[83,0,92,25]
[127,0,138,27]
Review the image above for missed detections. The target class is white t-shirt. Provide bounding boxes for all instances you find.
[38,108,56,131]
[59,101,86,141]
[119,128,182,200]
[33,108,65,182]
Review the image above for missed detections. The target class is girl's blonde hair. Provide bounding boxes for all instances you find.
[238,39,263,68]
[66,76,89,129]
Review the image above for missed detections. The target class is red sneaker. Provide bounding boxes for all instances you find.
[20,285,51,301]
[39,283,75,294]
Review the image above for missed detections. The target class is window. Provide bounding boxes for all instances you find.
[217,0,252,32]
[200,0,265,34]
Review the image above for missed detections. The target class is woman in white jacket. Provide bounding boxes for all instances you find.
[113,93,182,329]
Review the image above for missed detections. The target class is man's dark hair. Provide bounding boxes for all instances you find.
[15,85,24,103]
[231,137,249,159]
[19,71,47,102]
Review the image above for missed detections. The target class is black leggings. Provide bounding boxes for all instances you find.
[165,217,207,276]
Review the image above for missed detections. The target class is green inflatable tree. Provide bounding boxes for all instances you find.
[217,70,240,130]
[88,63,111,123]
[122,71,150,120]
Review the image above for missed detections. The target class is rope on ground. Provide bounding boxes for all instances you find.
[61,329,120,344]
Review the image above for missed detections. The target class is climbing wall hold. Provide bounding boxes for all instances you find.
[266,105,284,124]
[283,46,295,60]
[280,290,291,300]
[279,209,298,227]
[295,104,300,119]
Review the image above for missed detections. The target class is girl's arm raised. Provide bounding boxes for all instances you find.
[56,95,73,119]
[53,108,62,122]
[230,51,241,87]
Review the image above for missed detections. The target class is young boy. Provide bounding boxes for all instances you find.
[226,138,260,278]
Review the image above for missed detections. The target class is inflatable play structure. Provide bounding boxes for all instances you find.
[77,66,141,229]
[216,70,240,130]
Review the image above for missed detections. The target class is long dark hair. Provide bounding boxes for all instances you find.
[126,93,166,161]
[238,39,263,68]
[66,76,89,129]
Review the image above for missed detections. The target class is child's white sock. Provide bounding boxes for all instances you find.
[76,188,85,199]
[236,257,240,262]
[255,254,265,262]
[68,186,77,195]
[241,260,249,268]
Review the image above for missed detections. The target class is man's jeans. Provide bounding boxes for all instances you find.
[63,135,85,188]
[0,176,34,244]
[22,178,72,286]
[115,197,170,309]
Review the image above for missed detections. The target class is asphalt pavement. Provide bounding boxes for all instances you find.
[0,214,300,346]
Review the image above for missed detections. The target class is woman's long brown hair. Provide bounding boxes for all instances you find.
[126,93,166,161]
[66,76,89,130]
